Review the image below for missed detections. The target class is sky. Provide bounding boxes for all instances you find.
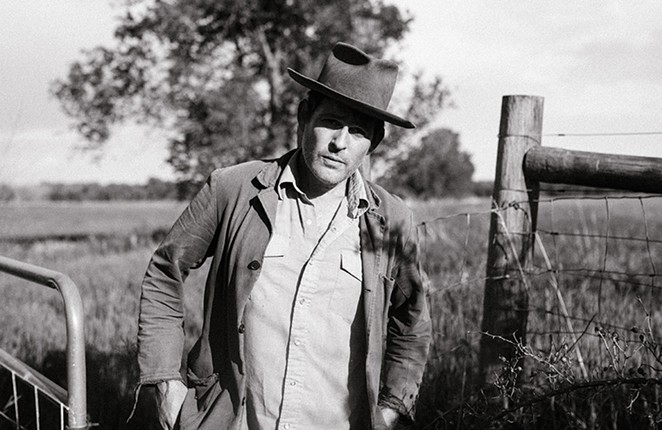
[1,0,661,185]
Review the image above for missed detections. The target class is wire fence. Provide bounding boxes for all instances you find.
[414,189,662,382]
[412,187,662,427]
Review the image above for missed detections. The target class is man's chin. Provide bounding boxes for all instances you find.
[312,171,346,191]
[313,166,344,181]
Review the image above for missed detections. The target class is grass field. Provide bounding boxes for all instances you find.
[0,201,186,240]
[1,196,662,428]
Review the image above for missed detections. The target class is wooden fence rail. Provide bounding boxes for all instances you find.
[525,146,662,194]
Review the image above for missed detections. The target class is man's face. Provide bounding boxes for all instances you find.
[299,97,376,196]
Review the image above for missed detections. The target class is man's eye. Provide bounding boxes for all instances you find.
[349,127,368,137]
[323,118,342,128]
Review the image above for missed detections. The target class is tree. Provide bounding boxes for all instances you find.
[381,128,475,199]
[145,177,178,200]
[0,184,16,202]
[53,0,451,197]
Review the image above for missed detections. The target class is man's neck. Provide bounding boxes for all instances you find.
[308,181,346,207]
[294,153,348,201]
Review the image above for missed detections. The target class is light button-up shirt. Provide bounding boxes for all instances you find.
[242,154,369,430]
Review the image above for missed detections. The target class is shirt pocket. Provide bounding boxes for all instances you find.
[263,233,289,258]
[329,249,363,322]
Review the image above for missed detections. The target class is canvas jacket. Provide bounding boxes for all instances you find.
[136,150,431,429]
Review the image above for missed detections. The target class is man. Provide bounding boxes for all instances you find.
[136,42,431,430]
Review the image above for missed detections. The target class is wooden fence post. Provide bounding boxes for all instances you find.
[479,95,544,385]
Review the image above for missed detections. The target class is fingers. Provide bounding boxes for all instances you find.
[156,380,188,429]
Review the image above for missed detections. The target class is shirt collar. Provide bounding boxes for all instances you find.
[276,150,369,219]
[276,151,306,200]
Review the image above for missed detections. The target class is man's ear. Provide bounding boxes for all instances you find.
[296,99,309,148]
[369,122,385,153]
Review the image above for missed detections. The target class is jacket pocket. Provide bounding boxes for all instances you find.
[263,232,289,258]
[386,275,409,310]
[179,373,226,430]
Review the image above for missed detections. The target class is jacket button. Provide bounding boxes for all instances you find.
[238,323,245,334]
[248,260,261,270]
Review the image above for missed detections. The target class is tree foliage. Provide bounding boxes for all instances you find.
[0,184,16,202]
[381,128,475,199]
[53,0,454,196]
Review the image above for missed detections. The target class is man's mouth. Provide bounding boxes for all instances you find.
[321,155,345,165]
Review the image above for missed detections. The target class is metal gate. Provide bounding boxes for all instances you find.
[0,256,88,430]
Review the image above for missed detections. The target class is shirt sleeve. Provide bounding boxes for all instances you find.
[379,209,432,421]
[136,172,220,385]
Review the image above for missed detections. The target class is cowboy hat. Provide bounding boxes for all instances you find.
[287,42,415,129]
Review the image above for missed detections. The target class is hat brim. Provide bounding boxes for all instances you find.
[288,68,415,129]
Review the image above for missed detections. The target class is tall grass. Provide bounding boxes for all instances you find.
[1,196,661,428]
[413,195,662,428]
[0,240,208,429]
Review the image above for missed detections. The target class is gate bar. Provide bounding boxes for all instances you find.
[0,255,88,429]
[0,348,68,404]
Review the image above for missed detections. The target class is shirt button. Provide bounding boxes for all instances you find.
[294,339,301,346]
[306,219,312,225]
[238,323,245,334]
[247,260,261,270]
[290,380,296,386]
[283,424,290,430]
[298,298,306,305]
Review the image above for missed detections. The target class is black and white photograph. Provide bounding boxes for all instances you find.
[1,1,661,429]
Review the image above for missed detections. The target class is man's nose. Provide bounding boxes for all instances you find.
[331,126,350,150]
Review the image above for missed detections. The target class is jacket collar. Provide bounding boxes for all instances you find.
[255,150,295,189]
[361,169,382,212]
[254,149,382,211]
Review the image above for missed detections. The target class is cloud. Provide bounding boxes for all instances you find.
[388,0,662,180]
[567,30,662,86]
[0,126,172,185]
[0,0,117,131]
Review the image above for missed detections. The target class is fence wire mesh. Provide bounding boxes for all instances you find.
[413,191,662,427]
[525,192,661,379]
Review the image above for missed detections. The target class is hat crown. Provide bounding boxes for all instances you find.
[287,42,414,128]
[316,43,397,111]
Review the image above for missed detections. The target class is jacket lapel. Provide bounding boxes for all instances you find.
[253,150,297,232]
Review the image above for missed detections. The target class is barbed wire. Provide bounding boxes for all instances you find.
[535,230,662,245]
[417,208,496,228]
[416,189,662,348]
[415,134,662,423]
[425,268,662,295]
[544,131,662,137]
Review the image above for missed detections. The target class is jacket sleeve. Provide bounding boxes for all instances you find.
[379,209,431,421]
[137,172,220,385]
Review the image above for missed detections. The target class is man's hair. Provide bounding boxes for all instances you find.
[303,91,385,150]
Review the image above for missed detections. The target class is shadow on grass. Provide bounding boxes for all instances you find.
[41,348,161,429]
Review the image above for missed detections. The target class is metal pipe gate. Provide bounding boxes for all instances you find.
[0,255,88,429]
